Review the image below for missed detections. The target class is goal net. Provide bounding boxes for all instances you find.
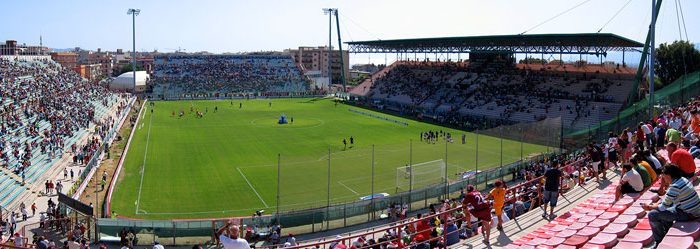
[396,159,446,192]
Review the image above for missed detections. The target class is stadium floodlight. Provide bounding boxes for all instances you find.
[127,8,140,92]
[322,8,336,89]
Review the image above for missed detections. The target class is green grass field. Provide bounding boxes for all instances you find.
[110,98,551,219]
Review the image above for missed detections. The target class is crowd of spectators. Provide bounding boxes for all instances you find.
[152,54,308,97]
[0,57,124,248]
[365,59,631,130]
[0,59,122,181]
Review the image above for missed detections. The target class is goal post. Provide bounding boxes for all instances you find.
[396,159,446,192]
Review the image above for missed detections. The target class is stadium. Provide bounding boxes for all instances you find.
[2,1,700,249]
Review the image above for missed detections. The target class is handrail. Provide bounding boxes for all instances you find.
[257,205,469,249]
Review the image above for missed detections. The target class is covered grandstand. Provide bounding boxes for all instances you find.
[346,33,644,131]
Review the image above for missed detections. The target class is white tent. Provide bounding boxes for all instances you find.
[110,71,149,92]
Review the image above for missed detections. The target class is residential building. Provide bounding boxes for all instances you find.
[285,46,349,85]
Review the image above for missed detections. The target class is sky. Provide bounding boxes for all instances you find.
[1,0,698,65]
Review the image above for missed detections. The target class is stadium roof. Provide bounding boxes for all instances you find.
[110,71,149,90]
[346,33,644,55]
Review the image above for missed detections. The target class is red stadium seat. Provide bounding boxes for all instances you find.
[578,215,597,223]
[542,237,566,247]
[614,198,634,206]
[595,204,612,210]
[620,230,653,246]
[563,235,590,247]
[503,244,521,249]
[581,244,607,249]
[632,219,650,230]
[550,225,569,232]
[554,229,577,238]
[555,245,577,249]
[558,212,572,219]
[588,218,611,228]
[534,230,557,239]
[623,193,641,199]
[570,212,587,219]
[611,241,642,249]
[551,219,575,226]
[543,222,557,228]
[526,238,548,246]
[612,214,638,227]
[621,206,645,218]
[601,223,630,237]
[586,232,618,248]
[657,235,694,249]
[568,222,588,230]
[666,221,700,238]
[597,211,619,220]
[606,205,628,214]
[512,237,532,245]
[596,198,615,205]
[571,207,591,214]
[588,209,606,216]
[638,192,659,202]
[535,245,555,249]
[575,227,601,238]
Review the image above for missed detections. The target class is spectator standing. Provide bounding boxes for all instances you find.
[216,220,251,249]
[587,143,603,182]
[542,163,561,218]
[488,180,506,231]
[153,241,165,249]
[462,184,492,245]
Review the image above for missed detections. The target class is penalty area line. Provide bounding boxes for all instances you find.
[237,167,270,208]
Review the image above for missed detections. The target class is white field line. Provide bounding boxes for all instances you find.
[135,109,153,214]
[237,167,270,208]
[337,181,360,195]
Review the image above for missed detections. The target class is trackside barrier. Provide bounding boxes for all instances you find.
[71,96,136,202]
[157,92,327,101]
[94,153,566,246]
[256,159,586,249]
[102,98,147,218]
[348,109,409,126]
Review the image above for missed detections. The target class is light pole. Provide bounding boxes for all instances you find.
[127,8,140,92]
[323,8,335,90]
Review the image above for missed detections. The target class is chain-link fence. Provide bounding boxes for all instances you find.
[96,117,562,245]
[565,71,700,149]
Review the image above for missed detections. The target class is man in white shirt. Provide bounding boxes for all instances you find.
[616,164,643,200]
[153,241,165,249]
[216,220,251,249]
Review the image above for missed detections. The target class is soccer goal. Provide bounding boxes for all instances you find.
[396,159,446,192]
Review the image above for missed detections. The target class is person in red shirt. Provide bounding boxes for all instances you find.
[462,185,492,245]
[667,142,696,178]
[414,213,432,241]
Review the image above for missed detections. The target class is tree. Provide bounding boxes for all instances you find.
[519,57,548,64]
[654,40,700,86]
[116,64,144,76]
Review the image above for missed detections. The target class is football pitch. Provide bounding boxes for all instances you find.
[110,97,552,219]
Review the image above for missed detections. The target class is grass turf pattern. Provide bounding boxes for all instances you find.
[110,98,551,219]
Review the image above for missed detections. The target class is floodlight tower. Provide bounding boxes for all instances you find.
[127,8,140,92]
[323,8,335,90]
